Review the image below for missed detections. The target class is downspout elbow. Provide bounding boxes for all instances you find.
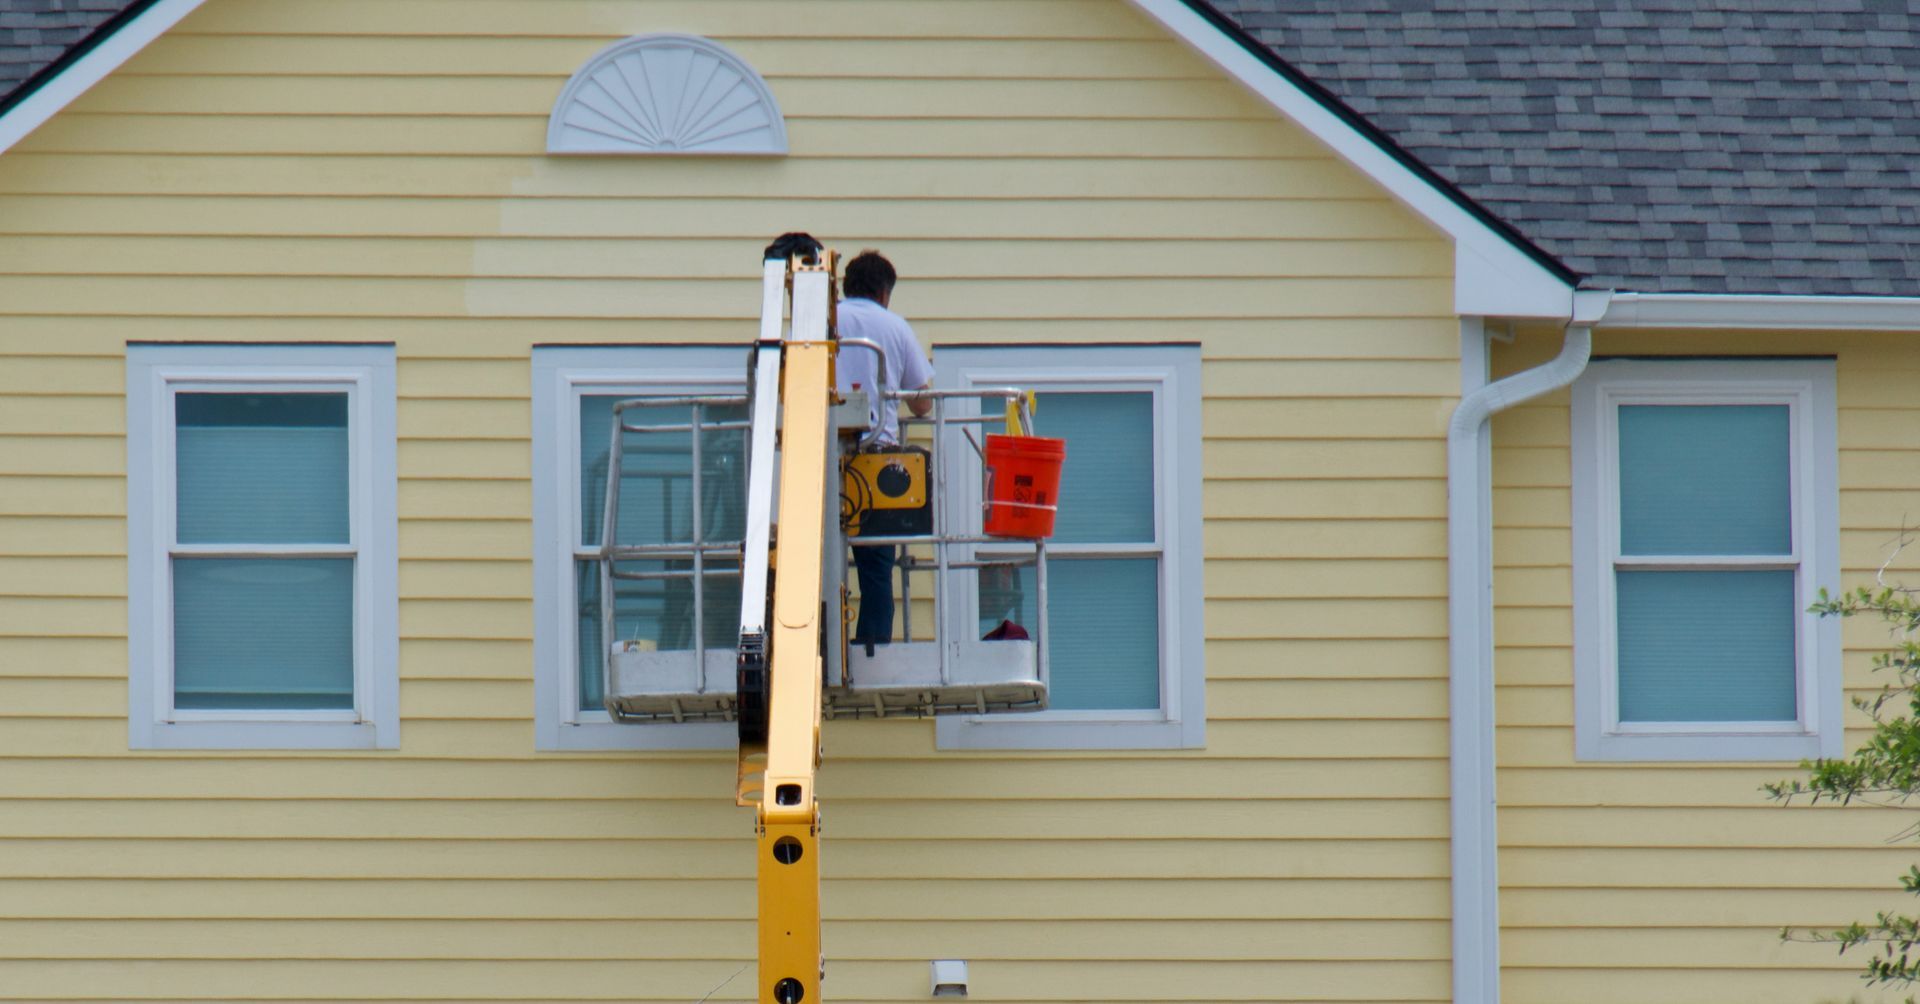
[1449,318,1596,446]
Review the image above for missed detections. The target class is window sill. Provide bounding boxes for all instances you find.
[936,712,1203,751]
[1575,727,1836,763]
[131,719,395,751]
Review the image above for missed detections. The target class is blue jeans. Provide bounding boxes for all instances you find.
[852,544,896,643]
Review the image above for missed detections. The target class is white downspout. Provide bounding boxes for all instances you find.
[1447,289,1609,1003]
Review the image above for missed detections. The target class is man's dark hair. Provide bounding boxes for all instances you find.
[763,231,822,263]
[842,250,896,301]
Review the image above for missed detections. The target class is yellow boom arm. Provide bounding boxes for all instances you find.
[602,240,1048,1002]
[739,253,837,1004]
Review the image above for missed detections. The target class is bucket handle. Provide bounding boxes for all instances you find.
[960,427,987,464]
[965,427,997,525]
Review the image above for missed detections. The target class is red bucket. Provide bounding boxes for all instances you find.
[982,434,1066,538]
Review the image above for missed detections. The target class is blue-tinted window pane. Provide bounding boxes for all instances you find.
[1031,392,1154,545]
[576,558,741,711]
[173,557,354,709]
[580,397,746,548]
[979,557,1159,711]
[176,392,349,544]
[1618,404,1790,555]
[1616,569,1797,722]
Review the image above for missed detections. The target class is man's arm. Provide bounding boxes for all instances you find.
[897,324,935,418]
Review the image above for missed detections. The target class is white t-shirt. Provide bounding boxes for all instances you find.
[836,297,934,445]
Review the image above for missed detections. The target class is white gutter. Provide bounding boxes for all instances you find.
[1601,292,1920,331]
[1447,288,1610,1004]
[0,0,210,157]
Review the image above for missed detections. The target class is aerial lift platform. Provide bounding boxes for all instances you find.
[593,239,1059,1003]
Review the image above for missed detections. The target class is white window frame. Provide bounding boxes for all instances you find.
[126,344,398,750]
[932,345,1205,750]
[1570,358,1839,762]
[532,346,745,751]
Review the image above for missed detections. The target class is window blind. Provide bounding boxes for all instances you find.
[1037,391,1154,544]
[1618,404,1790,555]
[1616,569,1797,721]
[171,393,354,710]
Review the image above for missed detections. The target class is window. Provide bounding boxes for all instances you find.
[1570,359,1839,761]
[532,346,746,750]
[126,344,397,749]
[933,345,1204,749]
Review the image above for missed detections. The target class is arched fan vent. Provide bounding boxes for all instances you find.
[547,34,788,156]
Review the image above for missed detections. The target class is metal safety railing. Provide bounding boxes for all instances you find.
[835,334,1049,674]
[597,394,751,715]
[596,359,1051,719]
[841,383,1049,702]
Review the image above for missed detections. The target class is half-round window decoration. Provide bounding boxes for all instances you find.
[546,33,788,156]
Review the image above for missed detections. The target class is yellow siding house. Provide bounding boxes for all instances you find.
[0,1,1909,1003]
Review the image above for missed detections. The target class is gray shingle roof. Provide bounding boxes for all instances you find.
[1209,0,1920,296]
[1,0,140,106]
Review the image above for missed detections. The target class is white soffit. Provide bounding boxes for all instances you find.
[1126,0,1575,319]
[547,33,787,156]
[0,0,210,157]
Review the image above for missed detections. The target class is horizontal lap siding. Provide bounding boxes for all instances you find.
[0,0,1455,1000]
[1492,328,1920,1002]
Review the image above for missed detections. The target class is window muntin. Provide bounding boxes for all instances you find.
[935,345,1204,750]
[1571,359,1839,762]
[127,345,397,749]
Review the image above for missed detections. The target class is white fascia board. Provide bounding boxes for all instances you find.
[0,0,209,156]
[1455,235,1574,318]
[1603,292,1920,331]
[1126,0,1574,319]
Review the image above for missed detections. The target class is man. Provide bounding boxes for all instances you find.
[836,250,934,644]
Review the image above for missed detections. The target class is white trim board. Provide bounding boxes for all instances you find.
[1568,359,1842,762]
[931,344,1206,751]
[1603,293,1920,331]
[125,343,399,750]
[0,0,210,157]
[530,345,745,751]
[1125,0,1575,318]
